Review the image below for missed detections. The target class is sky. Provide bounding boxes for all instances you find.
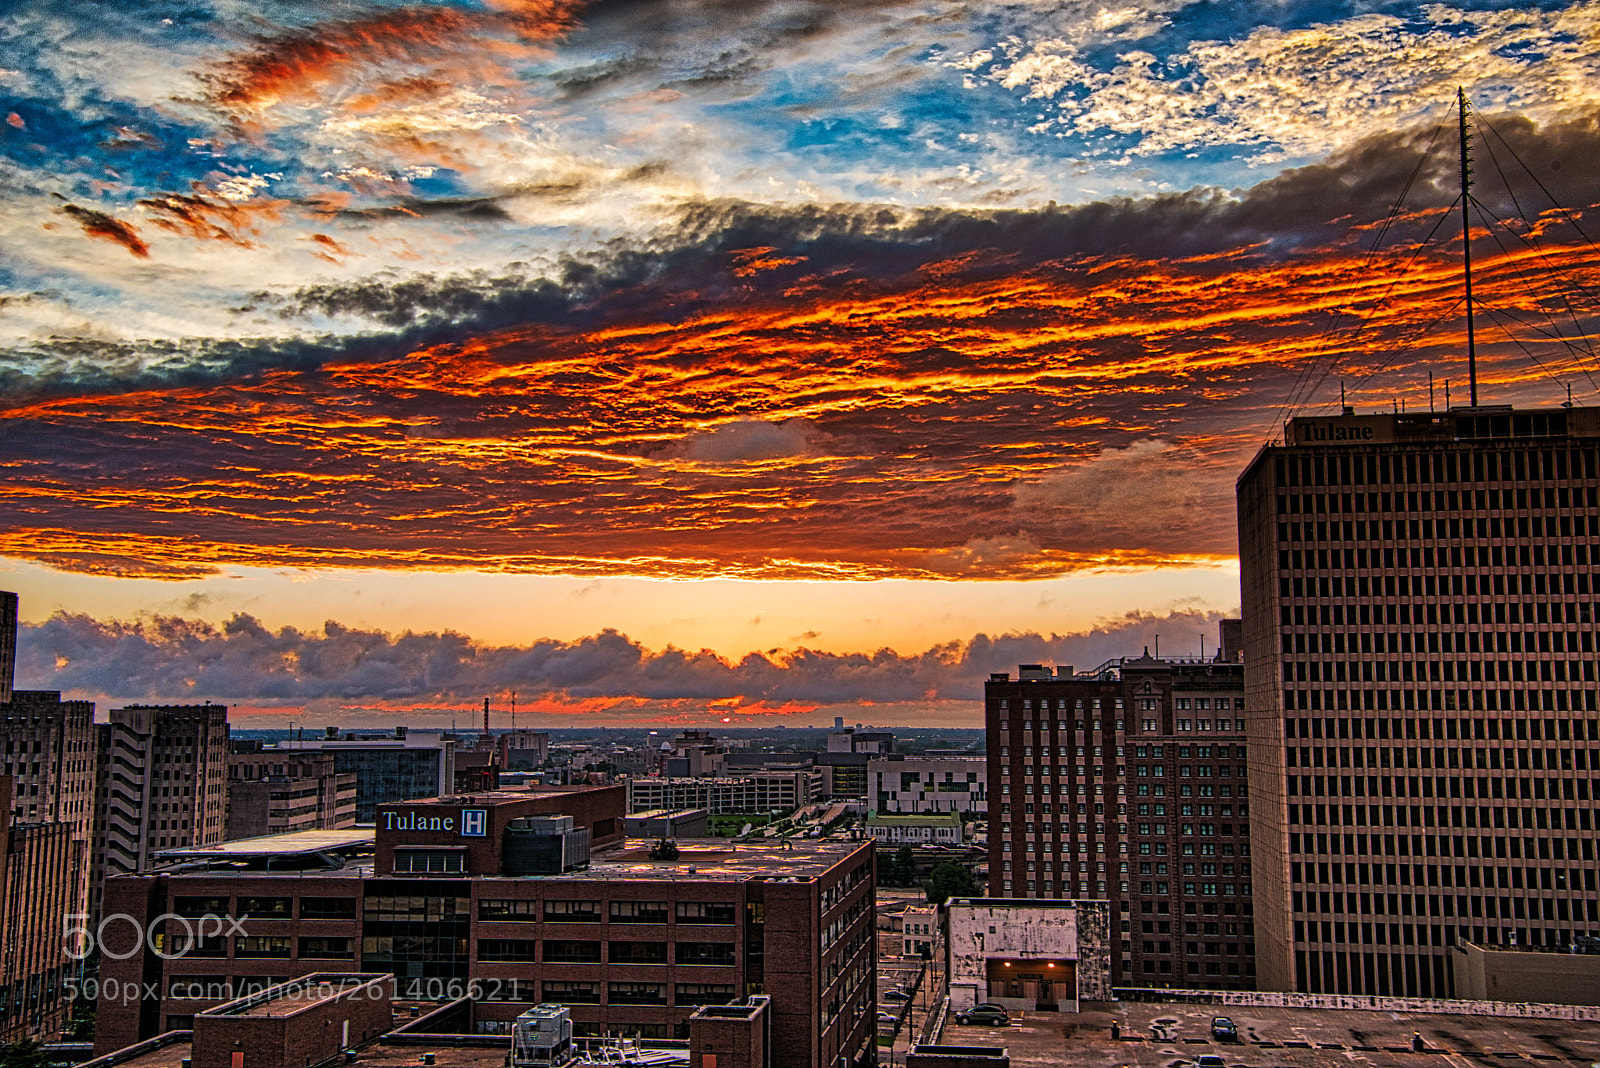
[3,0,1600,727]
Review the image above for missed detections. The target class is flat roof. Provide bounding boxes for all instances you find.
[946,999,1600,1068]
[504,837,867,882]
[153,829,374,861]
[212,974,390,1018]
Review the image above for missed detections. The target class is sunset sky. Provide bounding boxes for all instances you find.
[3,0,1599,726]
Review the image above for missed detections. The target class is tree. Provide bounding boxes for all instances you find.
[1,1039,45,1068]
[923,860,979,904]
[649,838,680,861]
[891,847,917,887]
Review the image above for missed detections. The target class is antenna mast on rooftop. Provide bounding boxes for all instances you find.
[1458,86,1479,406]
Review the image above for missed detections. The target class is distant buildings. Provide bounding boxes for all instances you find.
[497,728,550,771]
[225,744,356,840]
[266,728,456,822]
[1239,405,1600,997]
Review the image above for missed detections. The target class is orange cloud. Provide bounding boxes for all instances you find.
[138,186,289,247]
[200,1,585,129]
[4,234,1597,582]
[58,203,150,258]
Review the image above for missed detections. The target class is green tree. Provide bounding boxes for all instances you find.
[891,846,917,887]
[649,838,680,861]
[1,1038,45,1068]
[923,860,979,904]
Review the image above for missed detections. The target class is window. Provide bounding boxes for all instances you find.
[541,981,599,1004]
[299,897,356,920]
[608,982,666,1005]
[609,941,668,964]
[477,939,538,962]
[393,850,464,874]
[676,984,736,1006]
[479,899,539,920]
[543,940,602,963]
[544,900,602,923]
[610,901,669,924]
[676,942,736,966]
[234,936,291,958]
[298,936,352,958]
[236,897,292,917]
[676,902,737,924]
[173,896,228,918]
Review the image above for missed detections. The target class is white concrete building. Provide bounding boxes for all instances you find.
[869,755,986,813]
[864,811,965,845]
[903,905,937,957]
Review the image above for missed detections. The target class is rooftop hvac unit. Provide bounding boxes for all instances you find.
[511,1005,573,1068]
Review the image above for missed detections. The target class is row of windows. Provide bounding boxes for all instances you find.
[1277,438,1598,488]
[1292,891,1598,927]
[475,939,735,965]
[1134,765,1245,778]
[1292,859,1595,889]
[1288,747,1598,770]
[477,900,736,924]
[1287,629,1594,656]
[1283,686,1597,713]
[1284,715,1600,741]
[1281,598,1593,630]
[1281,539,1593,573]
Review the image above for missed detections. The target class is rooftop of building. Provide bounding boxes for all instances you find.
[152,828,375,865]
[945,997,1600,1068]
[866,812,962,826]
[211,974,391,1018]
[131,835,865,881]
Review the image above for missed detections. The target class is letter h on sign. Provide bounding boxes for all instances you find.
[461,809,487,837]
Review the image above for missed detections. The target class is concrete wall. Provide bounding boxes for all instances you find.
[1452,943,1600,1006]
[946,900,1111,1013]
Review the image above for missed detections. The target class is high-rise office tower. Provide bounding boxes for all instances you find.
[1238,405,1600,997]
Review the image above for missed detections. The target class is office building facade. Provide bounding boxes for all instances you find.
[268,731,456,823]
[0,777,76,1041]
[226,747,357,840]
[985,647,1257,989]
[1238,405,1600,997]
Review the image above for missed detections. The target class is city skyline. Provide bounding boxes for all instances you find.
[4,0,1600,724]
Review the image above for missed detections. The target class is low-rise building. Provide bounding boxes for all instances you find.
[1451,941,1600,1005]
[865,811,965,846]
[944,898,1113,1014]
[94,789,875,1068]
[625,771,823,815]
[902,905,937,958]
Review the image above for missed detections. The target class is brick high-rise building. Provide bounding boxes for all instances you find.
[0,776,76,1041]
[1237,405,1600,997]
[984,637,1256,990]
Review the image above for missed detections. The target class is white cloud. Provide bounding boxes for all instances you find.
[970,1,1600,159]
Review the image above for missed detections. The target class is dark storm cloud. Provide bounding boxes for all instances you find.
[18,606,1232,708]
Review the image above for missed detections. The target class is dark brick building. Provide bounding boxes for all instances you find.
[985,637,1256,989]
[95,789,876,1068]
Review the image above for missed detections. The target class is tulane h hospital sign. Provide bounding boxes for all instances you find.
[381,808,488,836]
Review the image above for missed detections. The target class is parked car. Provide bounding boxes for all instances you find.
[883,989,911,1002]
[955,1005,1010,1026]
[1197,1055,1228,1068]
[1211,1017,1238,1041]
